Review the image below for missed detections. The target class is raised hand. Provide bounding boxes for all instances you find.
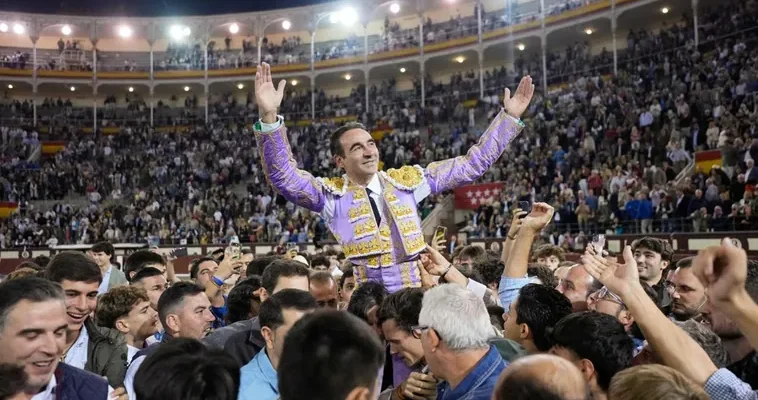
[581,245,640,298]
[508,209,527,238]
[503,75,535,119]
[255,62,286,123]
[521,202,554,234]
[691,238,749,308]
[422,244,450,276]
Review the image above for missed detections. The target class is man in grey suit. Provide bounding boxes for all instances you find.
[89,241,128,294]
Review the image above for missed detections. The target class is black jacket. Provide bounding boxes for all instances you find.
[203,317,264,367]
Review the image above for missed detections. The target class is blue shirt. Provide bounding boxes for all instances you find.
[98,266,112,295]
[498,274,537,311]
[239,349,278,400]
[210,295,228,329]
[436,346,507,400]
[704,368,758,400]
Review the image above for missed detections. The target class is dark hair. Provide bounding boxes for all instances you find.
[91,241,115,256]
[95,286,150,329]
[278,310,385,400]
[247,255,280,278]
[134,338,240,400]
[631,237,674,262]
[330,122,368,158]
[226,276,263,325]
[475,258,505,287]
[0,363,27,399]
[346,281,387,322]
[532,244,566,262]
[310,271,336,287]
[261,259,310,294]
[311,255,329,269]
[516,284,573,351]
[675,257,694,269]
[157,282,205,329]
[18,260,44,272]
[746,260,758,302]
[259,289,317,331]
[527,264,558,288]
[549,311,634,391]
[0,277,65,331]
[189,257,216,280]
[45,251,102,285]
[377,288,423,332]
[124,250,166,282]
[132,267,165,284]
[488,305,506,330]
[32,255,50,269]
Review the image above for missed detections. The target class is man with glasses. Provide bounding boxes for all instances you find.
[416,284,507,399]
[588,281,660,354]
[667,257,708,321]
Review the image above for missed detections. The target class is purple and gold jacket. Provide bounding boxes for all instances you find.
[254,110,523,293]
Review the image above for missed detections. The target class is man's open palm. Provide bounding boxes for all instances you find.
[503,75,535,119]
[255,63,286,119]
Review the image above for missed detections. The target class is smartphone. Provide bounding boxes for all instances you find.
[592,234,606,254]
[432,226,447,245]
[517,201,531,217]
[229,242,242,260]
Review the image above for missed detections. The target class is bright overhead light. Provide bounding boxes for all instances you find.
[390,3,401,13]
[61,25,72,36]
[170,25,191,40]
[400,67,406,73]
[661,7,669,13]
[455,56,465,63]
[229,23,239,34]
[12,23,24,35]
[331,7,358,25]
[517,43,526,51]
[344,74,352,81]
[290,79,298,86]
[237,83,244,89]
[70,86,76,92]
[282,20,291,30]
[7,84,12,89]
[128,86,134,92]
[0,23,7,33]
[184,86,190,92]
[585,28,593,35]
[118,25,132,38]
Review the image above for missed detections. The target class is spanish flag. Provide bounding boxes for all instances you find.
[695,150,722,173]
[41,141,66,156]
[0,202,18,218]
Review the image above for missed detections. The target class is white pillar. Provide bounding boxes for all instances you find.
[311,80,316,120]
[476,0,483,44]
[478,51,484,98]
[204,86,209,123]
[310,31,316,72]
[149,45,154,80]
[541,35,547,94]
[32,93,37,126]
[421,62,426,107]
[150,97,154,126]
[612,16,618,75]
[258,37,263,65]
[93,100,97,134]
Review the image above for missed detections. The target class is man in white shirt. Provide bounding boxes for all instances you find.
[95,286,160,364]
[88,242,128,295]
[0,277,112,399]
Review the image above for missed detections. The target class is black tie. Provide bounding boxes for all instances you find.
[366,188,381,225]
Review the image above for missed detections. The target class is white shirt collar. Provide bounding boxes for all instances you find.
[31,374,56,400]
[366,174,381,194]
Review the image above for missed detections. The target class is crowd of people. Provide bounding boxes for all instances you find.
[1,207,758,399]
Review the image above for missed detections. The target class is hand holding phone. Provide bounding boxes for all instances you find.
[592,234,606,254]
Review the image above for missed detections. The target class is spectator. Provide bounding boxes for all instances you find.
[631,237,674,308]
[131,267,169,311]
[492,354,590,400]
[609,364,709,400]
[88,241,128,294]
[556,265,603,312]
[668,257,708,321]
[309,271,339,309]
[225,275,263,325]
[502,283,572,354]
[95,286,160,364]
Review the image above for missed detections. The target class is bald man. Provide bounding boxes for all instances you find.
[309,271,339,309]
[492,354,590,400]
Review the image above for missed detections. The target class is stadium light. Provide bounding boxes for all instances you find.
[70,86,76,92]
[0,23,7,33]
[229,23,239,34]
[237,83,244,89]
[184,86,190,92]
[118,25,133,38]
[128,86,134,92]
[7,84,12,89]
[282,20,292,30]
[390,3,401,13]
[61,25,72,36]
[454,55,465,63]
[517,43,526,51]
[400,67,406,73]
[330,7,358,25]
[584,28,593,35]
[12,23,24,35]
[344,74,352,81]
[290,79,298,86]
[661,7,669,13]
[170,25,191,41]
